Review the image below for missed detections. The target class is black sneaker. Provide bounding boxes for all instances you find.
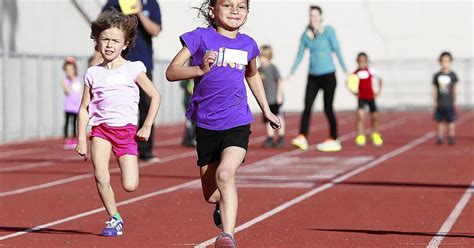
[436,137,444,145]
[448,136,456,145]
[213,204,222,229]
[139,154,160,163]
[274,137,285,147]
[262,137,274,148]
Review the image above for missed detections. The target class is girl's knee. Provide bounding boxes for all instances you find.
[122,179,139,192]
[95,171,110,185]
[216,169,234,187]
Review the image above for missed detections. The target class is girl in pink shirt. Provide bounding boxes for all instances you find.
[75,8,161,237]
[60,57,82,149]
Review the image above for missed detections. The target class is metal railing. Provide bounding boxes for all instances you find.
[0,53,184,143]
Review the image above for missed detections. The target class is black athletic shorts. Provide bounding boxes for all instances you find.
[195,124,251,167]
[434,106,456,123]
[358,99,378,113]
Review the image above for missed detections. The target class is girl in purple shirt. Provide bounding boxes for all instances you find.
[166,0,280,246]
[60,57,82,149]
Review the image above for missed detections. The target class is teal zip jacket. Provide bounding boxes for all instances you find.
[291,25,347,76]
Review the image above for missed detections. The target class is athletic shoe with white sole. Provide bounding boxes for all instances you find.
[101,217,123,237]
[291,134,308,150]
[316,139,342,152]
[371,132,383,146]
[215,232,236,248]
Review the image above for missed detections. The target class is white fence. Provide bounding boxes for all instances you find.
[0,53,184,143]
[0,54,473,144]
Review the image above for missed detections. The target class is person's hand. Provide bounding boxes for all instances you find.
[132,0,143,13]
[136,125,152,141]
[264,111,281,129]
[200,51,217,75]
[75,138,88,162]
[375,90,381,97]
[276,92,284,105]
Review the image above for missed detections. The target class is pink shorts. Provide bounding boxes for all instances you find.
[90,124,138,157]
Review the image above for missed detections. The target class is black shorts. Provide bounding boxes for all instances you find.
[263,104,283,123]
[358,99,378,113]
[434,106,456,123]
[195,124,251,167]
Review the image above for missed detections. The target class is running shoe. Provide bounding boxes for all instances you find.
[436,137,444,145]
[355,134,366,146]
[101,217,124,237]
[316,139,342,152]
[448,136,456,145]
[262,137,274,148]
[213,204,222,229]
[215,232,236,248]
[291,134,308,150]
[274,136,285,148]
[371,132,383,146]
[63,138,76,150]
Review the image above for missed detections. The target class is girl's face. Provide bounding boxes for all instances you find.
[210,0,249,31]
[98,27,128,62]
[309,9,322,28]
[64,64,76,78]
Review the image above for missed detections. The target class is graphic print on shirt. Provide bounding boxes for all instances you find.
[209,47,248,70]
[437,75,452,94]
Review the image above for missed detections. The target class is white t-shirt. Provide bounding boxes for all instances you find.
[84,61,146,127]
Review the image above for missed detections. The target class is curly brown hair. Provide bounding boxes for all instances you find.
[90,8,138,57]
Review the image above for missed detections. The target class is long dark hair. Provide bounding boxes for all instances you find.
[194,0,250,28]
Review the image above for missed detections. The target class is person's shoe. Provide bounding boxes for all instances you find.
[448,136,456,145]
[436,137,444,145]
[262,137,274,148]
[63,138,76,150]
[291,135,308,150]
[101,217,123,237]
[213,204,222,229]
[355,134,366,146]
[274,136,285,147]
[316,139,342,152]
[371,132,383,146]
[215,232,236,248]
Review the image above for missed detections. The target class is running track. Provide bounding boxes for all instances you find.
[0,111,473,247]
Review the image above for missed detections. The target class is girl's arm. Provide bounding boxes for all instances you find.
[75,85,91,161]
[136,72,161,141]
[376,77,383,97]
[246,58,280,129]
[327,27,348,73]
[166,46,216,82]
[276,79,284,104]
[453,83,458,106]
[290,34,307,75]
[60,79,71,95]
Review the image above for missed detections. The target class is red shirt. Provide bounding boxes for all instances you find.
[354,67,377,100]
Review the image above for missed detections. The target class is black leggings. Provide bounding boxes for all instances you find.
[64,112,77,138]
[299,73,338,139]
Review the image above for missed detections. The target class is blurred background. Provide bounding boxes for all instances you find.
[1,0,472,143]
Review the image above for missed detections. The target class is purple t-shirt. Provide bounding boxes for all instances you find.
[180,27,260,130]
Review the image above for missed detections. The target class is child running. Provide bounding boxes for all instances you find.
[60,56,82,149]
[351,52,383,146]
[166,0,280,247]
[75,8,161,237]
[433,51,458,145]
[258,45,286,148]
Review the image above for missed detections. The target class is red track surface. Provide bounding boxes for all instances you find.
[0,110,473,248]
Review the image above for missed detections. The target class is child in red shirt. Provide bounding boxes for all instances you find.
[351,52,383,146]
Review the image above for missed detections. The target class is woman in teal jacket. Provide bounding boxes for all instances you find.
[290,5,347,152]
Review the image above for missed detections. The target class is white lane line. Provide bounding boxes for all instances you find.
[0,116,356,197]
[0,151,195,197]
[0,116,364,240]
[0,155,80,173]
[0,148,46,159]
[426,181,474,248]
[195,131,437,248]
[0,180,200,241]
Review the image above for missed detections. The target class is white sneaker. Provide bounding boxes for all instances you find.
[316,139,342,152]
[291,135,308,150]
